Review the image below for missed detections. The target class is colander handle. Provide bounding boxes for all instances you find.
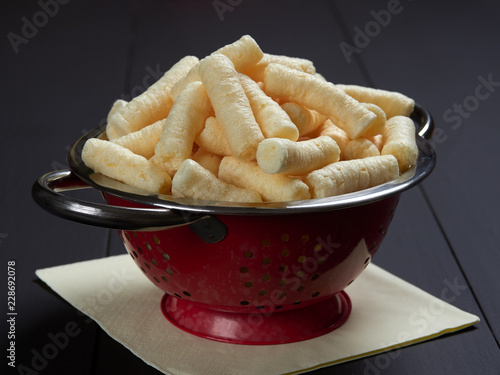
[413,102,435,140]
[32,169,227,242]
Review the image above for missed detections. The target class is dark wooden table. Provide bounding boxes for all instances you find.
[2,0,499,374]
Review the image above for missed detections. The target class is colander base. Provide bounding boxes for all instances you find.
[161,291,351,345]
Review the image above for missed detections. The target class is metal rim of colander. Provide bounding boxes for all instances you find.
[68,103,436,215]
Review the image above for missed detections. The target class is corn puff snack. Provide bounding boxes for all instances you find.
[360,103,386,137]
[335,84,415,119]
[82,138,171,194]
[195,117,232,157]
[198,54,264,160]
[153,81,212,175]
[170,34,263,99]
[111,119,163,159]
[82,35,418,203]
[305,155,399,198]
[219,157,311,202]
[280,102,326,136]
[172,159,262,202]
[369,134,384,151]
[239,73,299,141]
[191,148,223,176]
[242,52,316,82]
[264,63,376,139]
[344,138,381,160]
[381,116,419,172]
[308,119,351,157]
[106,55,199,139]
[257,136,340,175]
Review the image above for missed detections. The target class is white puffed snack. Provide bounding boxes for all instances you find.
[344,138,380,160]
[170,34,264,99]
[198,54,264,160]
[218,156,311,202]
[256,136,340,175]
[381,115,419,173]
[335,84,415,119]
[106,55,199,139]
[264,63,377,139]
[111,119,163,159]
[172,159,262,202]
[280,102,326,136]
[195,117,233,157]
[153,81,213,175]
[239,73,299,141]
[305,155,399,198]
[82,138,172,194]
[308,119,351,158]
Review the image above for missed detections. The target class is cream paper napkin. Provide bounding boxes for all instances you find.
[36,255,479,375]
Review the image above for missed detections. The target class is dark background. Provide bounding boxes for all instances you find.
[1,0,499,374]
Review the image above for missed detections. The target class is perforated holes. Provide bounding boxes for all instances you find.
[280,249,290,257]
[240,267,249,274]
[301,234,310,242]
[297,255,306,264]
[262,258,271,265]
[151,258,158,266]
[280,233,289,242]
[162,253,170,261]
[312,292,320,298]
[153,235,161,245]
[261,239,271,247]
[244,251,254,259]
[183,291,191,297]
[244,282,254,288]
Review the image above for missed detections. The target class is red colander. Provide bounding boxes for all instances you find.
[32,104,435,345]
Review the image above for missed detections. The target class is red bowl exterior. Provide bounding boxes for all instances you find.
[106,193,400,313]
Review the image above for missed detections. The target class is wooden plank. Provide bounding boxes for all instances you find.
[333,0,500,343]
[0,0,132,373]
